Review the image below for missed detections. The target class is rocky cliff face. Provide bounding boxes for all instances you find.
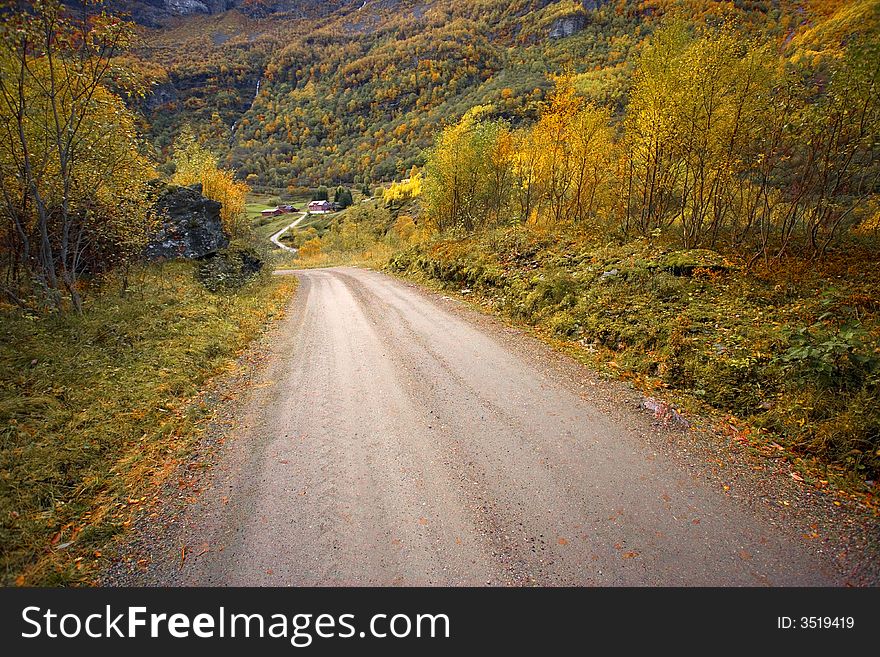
[145,184,229,260]
[101,0,352,25]
[549,14,587,39]
[547,0,607,39]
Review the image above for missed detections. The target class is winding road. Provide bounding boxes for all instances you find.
[112,267,848,586]
[269,211,309,252]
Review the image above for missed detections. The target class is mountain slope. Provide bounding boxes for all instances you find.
[129,0,852,190]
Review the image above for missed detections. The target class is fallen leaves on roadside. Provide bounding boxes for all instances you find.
[557,537,568,546]
[622,551,639,559]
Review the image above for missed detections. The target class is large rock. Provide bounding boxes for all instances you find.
[145,184,229,260]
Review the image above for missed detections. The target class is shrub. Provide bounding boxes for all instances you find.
[197,243,265,292]
[776,321,880,390]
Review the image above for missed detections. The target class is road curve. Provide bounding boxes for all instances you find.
[139,267,842,586]
[269,211,308,252]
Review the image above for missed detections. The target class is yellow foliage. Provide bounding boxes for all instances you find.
[171,127,250,238]
[854,201,880,234]
[298,237,323,258]
[789,0,880,63]
[383,172,423,204]
[392,214,418,242]
[0,48,155,278]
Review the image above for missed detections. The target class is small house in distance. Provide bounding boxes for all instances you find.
[261,204,299,217]
[308,200,333,213]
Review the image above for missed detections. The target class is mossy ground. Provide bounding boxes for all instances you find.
[0,262,296,585]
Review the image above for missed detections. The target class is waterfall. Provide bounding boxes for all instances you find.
[229,78,263,145]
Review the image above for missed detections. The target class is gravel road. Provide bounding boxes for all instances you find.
[107,267,854,586]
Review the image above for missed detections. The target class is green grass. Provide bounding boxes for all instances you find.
[255,212,300,240]
[387,227,880,492]
[277,243,395,271]
[0,262,297,585]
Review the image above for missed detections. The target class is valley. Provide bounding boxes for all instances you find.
[1,0,878,588]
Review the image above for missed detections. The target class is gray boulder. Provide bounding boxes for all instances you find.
[145,184,229,260]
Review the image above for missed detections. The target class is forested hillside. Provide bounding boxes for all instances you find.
[130,0,804,190]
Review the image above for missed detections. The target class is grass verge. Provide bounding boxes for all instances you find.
[275,242,395,270]
[0,261,297,585]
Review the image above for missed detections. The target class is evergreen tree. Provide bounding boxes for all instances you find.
[334,186,354,209]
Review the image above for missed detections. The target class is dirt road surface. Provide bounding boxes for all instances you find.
[109,267,858,586]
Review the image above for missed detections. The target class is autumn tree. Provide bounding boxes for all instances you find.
[623,18,879,258]
[623,24,790,250]
[791,34,880,257]
[511,127,541,223]
[566,104,616,225]
[0,0,154,311]
[622,21,692,237]
[519,74,617,227]
[383,173,423,211]
[423,106,514,232]
[677,33,778,248]
[528,75,581,226]
[171,126,250,239]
